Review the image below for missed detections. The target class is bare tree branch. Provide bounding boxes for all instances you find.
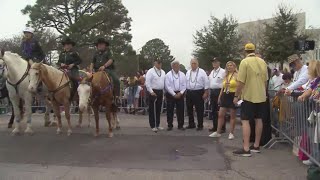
[63,0,73,25]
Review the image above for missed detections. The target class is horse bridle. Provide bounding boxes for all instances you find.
[30,65,71,97]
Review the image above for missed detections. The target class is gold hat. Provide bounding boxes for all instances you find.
[288,54,300,64]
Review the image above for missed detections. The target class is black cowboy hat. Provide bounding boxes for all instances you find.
[61,37,76,46]
[95,38,110,46]
[211,57,220,62]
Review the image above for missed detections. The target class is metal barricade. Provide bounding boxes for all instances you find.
[266,90,320,167]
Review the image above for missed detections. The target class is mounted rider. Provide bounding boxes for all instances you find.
[21,27,45,64]
[90,38,120,100]
[57,37,82,99]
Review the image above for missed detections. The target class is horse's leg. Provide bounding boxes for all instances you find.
[105,103,113,138]
[44,97,52,127]
[115,112,120,130]
[77,109,83,128]
[8,106,14,128]
[63,102,72,136]
[93,105,99,137]
[11,96,21,135]
[24,94,34,135]
[87,106,92,128]
[52,102,62,134]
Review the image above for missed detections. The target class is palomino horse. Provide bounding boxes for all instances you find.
[0,51,54,134]
[28,63,76,136]
[78,71,119,137]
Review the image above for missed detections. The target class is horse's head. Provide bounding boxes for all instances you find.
[0,58,7,79]
[0,49,4,59]
[28,63,43,93]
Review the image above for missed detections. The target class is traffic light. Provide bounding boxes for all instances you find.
[294,40,315,51]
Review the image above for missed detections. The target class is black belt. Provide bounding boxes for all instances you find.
[187,89,204,92]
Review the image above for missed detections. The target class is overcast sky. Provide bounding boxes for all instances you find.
[0,0,319,66]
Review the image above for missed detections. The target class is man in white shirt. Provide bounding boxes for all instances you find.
[186,58,210,131]
[165,60,187,131]
[271,69,284,91]
[285,54,309,95]
[145,59,166,132]
[208,57,226,132]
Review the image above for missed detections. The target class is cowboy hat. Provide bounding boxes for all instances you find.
[95,38,110,46]
[61,37,76,46]
[211,57,220,62]
[288,54,301,64]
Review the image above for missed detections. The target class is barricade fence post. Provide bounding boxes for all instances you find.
[266,90,320,167]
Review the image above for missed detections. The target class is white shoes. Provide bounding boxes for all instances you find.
[209,132,221,138]
[228,133,235,140]
[151,128,158,132]
[209,132,235,140]
[303,159,313,166]
[157,127,164,130]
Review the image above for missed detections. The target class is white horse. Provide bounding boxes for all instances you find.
[0,50,55,135]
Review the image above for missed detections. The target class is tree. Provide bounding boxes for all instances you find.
[261,5,299,66]
[22,0,133,57]
[0,36,22,54]
[193,15,241,70]
[139,38,175,72]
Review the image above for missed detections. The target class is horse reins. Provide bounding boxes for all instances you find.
[31,66,71,100]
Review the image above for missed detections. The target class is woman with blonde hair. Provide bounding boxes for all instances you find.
[298,60,320,102]
[209,61,238,139]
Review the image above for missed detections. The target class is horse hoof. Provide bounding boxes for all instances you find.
[8,124,13,129]
[76,124,82,128]
[24,128,34,136]
[67,130,72,136]
[94,132,99,137]
[11,128,20,136]
[44,121,51,127]
[108,133,114,138]
[50,121,58,127]
[56,129,62,135]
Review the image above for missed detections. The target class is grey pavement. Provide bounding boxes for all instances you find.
[0,113,307,180]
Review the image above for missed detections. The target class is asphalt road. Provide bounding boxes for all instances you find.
[0,113,308,180]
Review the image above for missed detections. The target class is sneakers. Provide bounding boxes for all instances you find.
[233,149,252,157]
[209,132,221,138]
[196,127,203,131]
[157,127,164,130]
[249,145,261,153]
[303,159,313,166]
[178,127,186,131]
[151,128,158,132]
[228,133,235,140]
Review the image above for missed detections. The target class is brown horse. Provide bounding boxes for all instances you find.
[78,71,116,137]
[28,63,74,136]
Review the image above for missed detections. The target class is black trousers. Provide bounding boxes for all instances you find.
[210,89,226,131]
[166,92,184,128]
[186,89,204,128]
[148,89,163,128]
